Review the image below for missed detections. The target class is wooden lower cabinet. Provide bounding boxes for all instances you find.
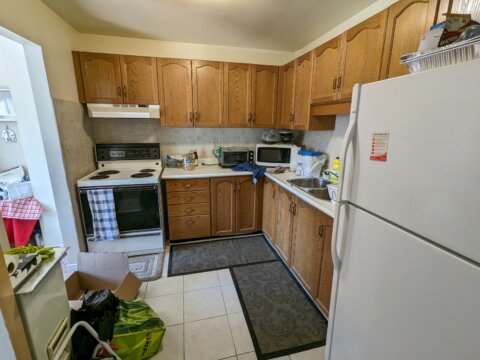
[290,199,325,295]
[211,176,263,237]
[262,178,278,243]
[166,179,212,241]
[263,181,335,316]
[316,216,334,315]
[274,186,295,264]
[211,177,237,236]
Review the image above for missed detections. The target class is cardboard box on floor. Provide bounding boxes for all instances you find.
[65,252,141,309]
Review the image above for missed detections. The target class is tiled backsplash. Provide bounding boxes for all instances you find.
[91,116,350,166]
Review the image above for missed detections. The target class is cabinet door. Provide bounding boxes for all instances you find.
[316,215,334,315]
[290,199,325,295]
[192,60,224,127]
[293,51,313,130]
[381,0,438,79]
[211,177,236,236]
[224,63,252,128]
[236,176,261,234]
[252,65,278,128]
[79,52,123,104]
[311,36,343,104]
[277,61,295,129]
[262,179,277,243]
[338,11,388,100]
[120,55,158,104]
[157,58,194,127]
[274,186,294,264]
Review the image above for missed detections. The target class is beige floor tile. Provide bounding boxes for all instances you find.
[184,271,219,292]
[222,357,238,360]
[184,287,226,322]
[145,293,183,326]
[221,285,242,314]
[290,347,325,360]
[146,276,184,298]
[151,324,184,360]
[237,353,257,360]
[185,316,236,360]
[217,269,234,285]
[228,313,254,355]
[271,356,291,360]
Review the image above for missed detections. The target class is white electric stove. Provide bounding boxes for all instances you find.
[76,143,164,255]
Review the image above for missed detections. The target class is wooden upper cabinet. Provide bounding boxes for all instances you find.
[252,65,278,128]
[274,186,294,264]
[236,176,260,234]
[157,58,193,128]
[79,52,123,104]
[316,215,334,315]
[290,199,325,295]
[120,55,158,104]
[381,0,438,79]
[277,61,295,129]
[311,36,343,104]
[338,11,388,100]
[211,177,236,236]
[224,63,252,128]
[293,51,313,130]
[192,60,224,127]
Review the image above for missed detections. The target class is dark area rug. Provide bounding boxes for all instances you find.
[231,261,327,359]
[168,235,278,276]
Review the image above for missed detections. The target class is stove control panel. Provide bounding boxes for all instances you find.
[96,143,160,161]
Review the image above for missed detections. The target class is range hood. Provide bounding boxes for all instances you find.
[87,104,160,119]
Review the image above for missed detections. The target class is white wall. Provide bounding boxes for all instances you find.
[0,122,26,172]
[0,32,80,262]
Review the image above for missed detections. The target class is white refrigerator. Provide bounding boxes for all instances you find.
[326,59,480,360]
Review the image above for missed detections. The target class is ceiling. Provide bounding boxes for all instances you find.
[42,0,378,51]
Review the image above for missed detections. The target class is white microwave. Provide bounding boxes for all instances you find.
[255,144,300,168]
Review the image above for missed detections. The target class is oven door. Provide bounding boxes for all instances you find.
[256,146,292,167]
[78,185,161,239]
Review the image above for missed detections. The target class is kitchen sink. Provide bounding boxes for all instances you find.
[287,177,331,200]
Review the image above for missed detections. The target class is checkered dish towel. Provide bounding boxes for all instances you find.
[87,189,120,241]
[0,197,42,220]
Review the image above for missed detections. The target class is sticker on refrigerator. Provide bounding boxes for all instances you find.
[370,132,389,162]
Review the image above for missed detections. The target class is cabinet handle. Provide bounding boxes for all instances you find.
[186,221,196,224]
[252,113,256,123]
[293,203,297,216]
[333,77,337,90]
[318,225,324,237]
[272,188,276,199]
[194,111,199,123]
[337,76,342,89]
[189,112,194,123]
[185,209,194,212]
[117,86,122,97]
[184,184,192,188]
[123,85,127,98]
[248,112,252,124]
[288,202,293,214]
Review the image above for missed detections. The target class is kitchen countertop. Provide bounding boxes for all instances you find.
[161,164,335,218]
[15,247,68,294]
[161,164,252,179]
[265,172,336,218]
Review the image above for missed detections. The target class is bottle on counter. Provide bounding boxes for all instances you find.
[332,157,340,171]
[193,149,199,166]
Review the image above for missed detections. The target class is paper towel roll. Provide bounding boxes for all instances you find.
[4,254,19,275]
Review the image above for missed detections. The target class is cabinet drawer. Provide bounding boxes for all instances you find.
[169,215,211,240]
[166,179,210,192]
[167,190,210,205]
[168,203,210,217]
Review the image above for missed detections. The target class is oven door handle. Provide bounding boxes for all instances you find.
[78,186,158,193]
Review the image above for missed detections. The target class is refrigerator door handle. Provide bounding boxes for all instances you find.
[337,84,361,203]
[331,202,344,271]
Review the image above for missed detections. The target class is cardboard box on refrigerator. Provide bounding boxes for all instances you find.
[65,252,141,309]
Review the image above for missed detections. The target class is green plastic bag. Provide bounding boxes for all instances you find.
[111,299,166,360]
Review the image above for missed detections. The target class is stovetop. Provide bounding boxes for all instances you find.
[77,163,162,188]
